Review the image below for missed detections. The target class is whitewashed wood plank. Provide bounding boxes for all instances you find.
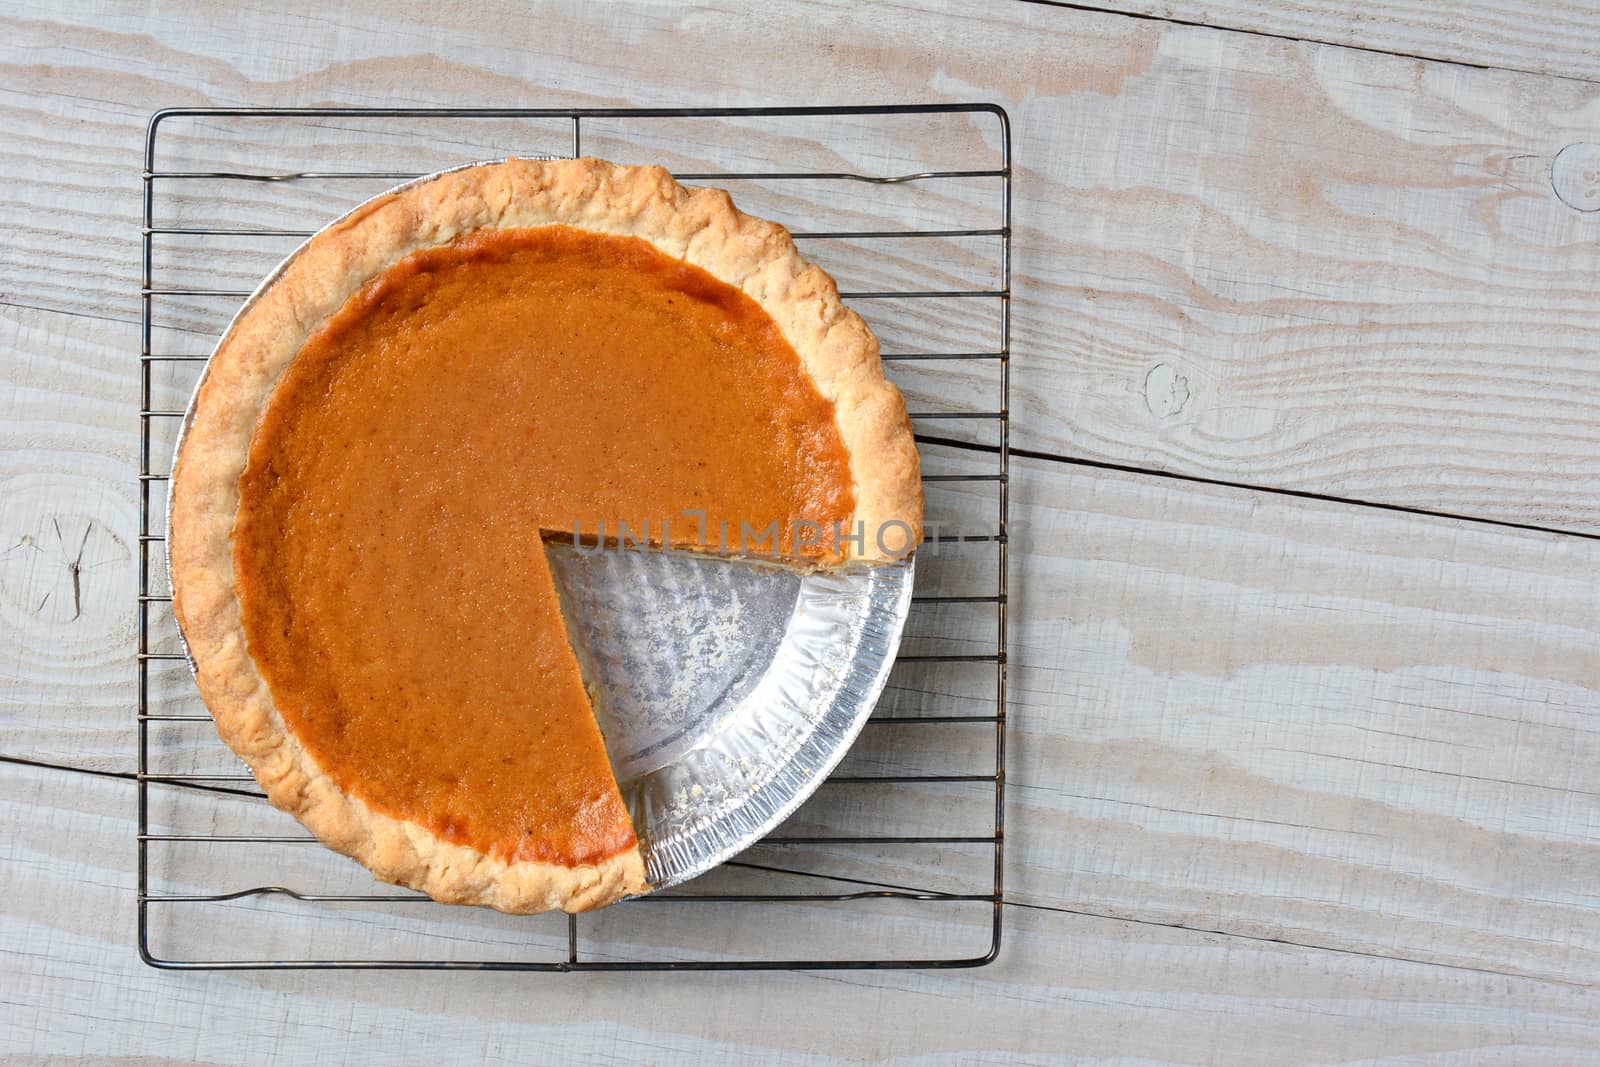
[3,1,1598,530]
[1067,0,1600,83]
[1007,456,1600,985]
[1007,25,1600,533]
[5,762,1599,1066]
[0,307,136,772]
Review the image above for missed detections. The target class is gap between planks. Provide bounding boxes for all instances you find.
[0,752,1583,987]
[1013,0,1600,87]
[919,434,1600,545]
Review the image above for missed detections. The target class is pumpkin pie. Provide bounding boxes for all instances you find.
[167,158,923,914]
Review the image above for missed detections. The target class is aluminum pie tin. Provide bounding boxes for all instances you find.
[166,160,916,897]
[548,546,913,889]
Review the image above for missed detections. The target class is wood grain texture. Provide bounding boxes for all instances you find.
[1008,457,1600,987]
[4,0,1600,1062]
[1008,27,1600,533]
[1,305,136,771]
[7,762,1600,1066]
[1058,0,1600,83]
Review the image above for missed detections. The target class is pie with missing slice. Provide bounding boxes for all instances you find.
[167,158,923,914]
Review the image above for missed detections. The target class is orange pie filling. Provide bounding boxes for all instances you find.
[232,226,857,867]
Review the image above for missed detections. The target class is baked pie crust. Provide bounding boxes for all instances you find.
[168,158,922,913]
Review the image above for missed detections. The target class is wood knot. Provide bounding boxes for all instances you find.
[1143,362,1190,419]
[1552,143,1600,212]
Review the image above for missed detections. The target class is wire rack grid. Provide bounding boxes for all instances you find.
[138,104,1010,970]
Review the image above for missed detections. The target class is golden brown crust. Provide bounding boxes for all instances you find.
[169,158,921,915]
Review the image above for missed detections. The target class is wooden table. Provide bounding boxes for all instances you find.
[4,1,1598,1061]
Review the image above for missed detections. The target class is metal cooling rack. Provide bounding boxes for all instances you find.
[138,104,1010,970]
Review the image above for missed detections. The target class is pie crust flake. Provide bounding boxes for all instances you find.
[168,158,923,914]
